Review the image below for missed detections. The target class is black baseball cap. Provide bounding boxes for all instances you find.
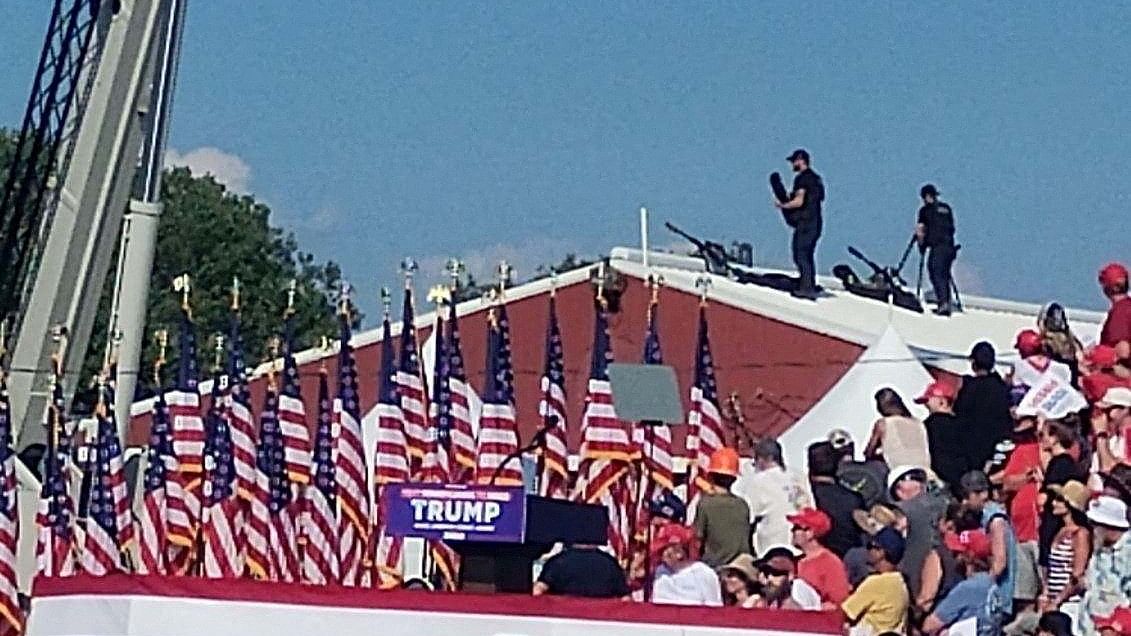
[920,184,939,198]
[787,149,810,162]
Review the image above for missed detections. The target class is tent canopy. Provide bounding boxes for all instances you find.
[778,324,935,473]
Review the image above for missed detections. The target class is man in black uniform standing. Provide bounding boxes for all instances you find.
[915,184,957,316]
[774,149,825,300]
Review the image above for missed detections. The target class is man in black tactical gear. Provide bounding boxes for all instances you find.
[916,184,957,316]
[774,149,825,300]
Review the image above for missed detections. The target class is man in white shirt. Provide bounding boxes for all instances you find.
[650,523,723,606]
[1011,329,1072,389]
[733,439,812,556]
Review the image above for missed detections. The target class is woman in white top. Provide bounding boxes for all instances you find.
[865,387,931,470]
[650,524,723,606]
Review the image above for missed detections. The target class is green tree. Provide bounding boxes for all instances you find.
[80,166,353,404]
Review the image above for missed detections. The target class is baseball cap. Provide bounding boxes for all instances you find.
[787,508,832,538]
[1099,262,1129,288]
[867,527,906,564]
[755,545,801,575]
[1015,329,1043,356]
[914,380,957,404]
[1099,386,1131,409]
[786,148,810,162]
[968,341,996,370]
[1088,345,1120,369]
[887,465,928,497]
[827,428,853,451]
[648,490,687,523]
[649,523,696,558]
[920,184,939,198]
[1087,495,1131,530]
[1092,607,1131,634]
[960,470,992,495]
[944,529,993,560]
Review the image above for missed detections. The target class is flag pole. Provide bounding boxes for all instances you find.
[640,206,650,270]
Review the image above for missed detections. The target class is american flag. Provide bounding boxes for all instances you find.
[372,313,409,588]
[136,389,173,575]
[335,308,370,587]
[538,295,569,499]
[444,300,477,483]
[634,299,674,497]
[166,307,203,566]
[36,366,75,577]
[266,382,300,582]
[200,371,244,578]
[0,371,24,633]
[423,314,452,484]
[687,305,723,504]
[576,301,633,561]
[302,368,339,584]
[396,288,428,474]
[79,380,132,574]
[475,305,522,486]
[226,312,258,502]
[243,385,278,581]
[278,316,312,486]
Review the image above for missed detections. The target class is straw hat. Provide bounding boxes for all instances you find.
[853,503,900,536]
[1048,480,1090,513]
[719,553,759,582]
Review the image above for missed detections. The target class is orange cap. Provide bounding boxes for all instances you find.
[707,447,740,477]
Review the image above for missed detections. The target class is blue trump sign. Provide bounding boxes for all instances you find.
[384,483,527,543]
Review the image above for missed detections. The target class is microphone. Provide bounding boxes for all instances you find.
[489,415,560,487]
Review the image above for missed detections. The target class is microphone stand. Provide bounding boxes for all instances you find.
[489,416,559,488]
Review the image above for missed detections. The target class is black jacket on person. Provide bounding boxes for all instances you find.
[953,373,1013,471]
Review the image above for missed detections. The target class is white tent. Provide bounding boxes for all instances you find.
[778,323,935,473]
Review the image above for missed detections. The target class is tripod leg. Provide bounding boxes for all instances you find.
[916,249,925,300]
[951,279,963,311]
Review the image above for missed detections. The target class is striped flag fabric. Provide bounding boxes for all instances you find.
[302,369,339,584]
[166,308,203,565]
[278,316,312,486]
[226,312,257,501]
[334,309,370,587]
[444,300,476,483]
[687,305,724,504]
[243,385,279,581]
[396,287,428,474]
[576,301,634,561]
[0,371,24,633]
[80,381,132,575]
[200,373,244,578]
[372,313,409,588]
[136,390,173,575]
[423,313,452,484]
[266,383,300,583]
[538,295,569,499]
[634,299,675,497]
[475,306,522,486]
[36,368,76,577]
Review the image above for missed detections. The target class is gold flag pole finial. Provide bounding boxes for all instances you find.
[380,286,392,318]
[339,281,352,317]
[284,279,298,318]
[496,260,514,299]
[319,335,331,372]
[231,276,242,312]
[400,257,418,290]
[174,274,192,316]
[153,329,169,387]
[266,336,281,391]
[595,261,608,309]
[445,258,464,293]
[212,334,225,373]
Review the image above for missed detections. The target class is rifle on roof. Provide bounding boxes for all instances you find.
[664,223,731,274]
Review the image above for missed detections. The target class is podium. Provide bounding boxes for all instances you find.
[451,496,607,593]
[383,484,608,594]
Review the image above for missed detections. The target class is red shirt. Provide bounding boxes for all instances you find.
[1002,441,1041,543]
[1101,296,1131,348]
[797,547,851,604]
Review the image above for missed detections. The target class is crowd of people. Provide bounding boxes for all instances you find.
[533,261,1131,635]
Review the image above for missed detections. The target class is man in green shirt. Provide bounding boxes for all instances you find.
[692,447,752,567]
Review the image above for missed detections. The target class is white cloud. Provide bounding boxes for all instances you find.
[165,146,252,194]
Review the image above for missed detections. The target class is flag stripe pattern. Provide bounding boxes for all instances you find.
[423,315,452,485]
[201,371,244,579]
[538,295,569,499]
[244,385,278,580]
[373,314,409,588]
[396,289,428,473]
[0,373,24,633]
[475,305,522,486]
[445,301,477,482]
[80,381,131,575]
[36,370,76,577]
[577,302,633,561]
[166,308,203,560]
[334,311,369,587]
[687,305,724,502]
[226,313,258,501]
[302,370,339,584]
[136,390,172,575]
[279,316,312,486]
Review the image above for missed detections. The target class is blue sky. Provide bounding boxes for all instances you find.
[3,2,1128,323]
